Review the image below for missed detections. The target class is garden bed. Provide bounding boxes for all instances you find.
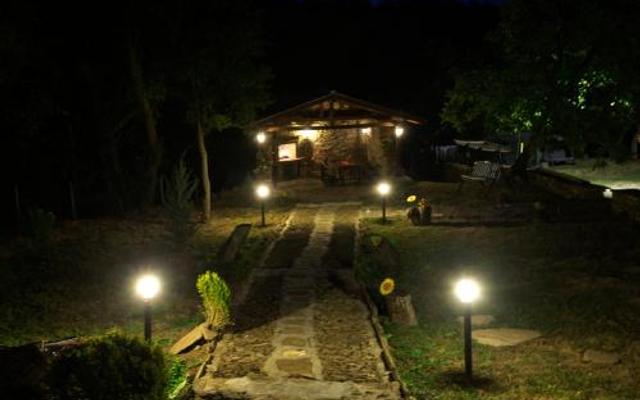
[357,182,640,399]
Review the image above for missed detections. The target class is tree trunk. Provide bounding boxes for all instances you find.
[197,120,211,222]
[128,35,161,206]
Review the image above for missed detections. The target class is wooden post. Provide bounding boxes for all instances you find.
[159,175,165,205]
[271,131,278,187]
[68,181,78,219]
[386,293,418,326]
[14,184,21,230]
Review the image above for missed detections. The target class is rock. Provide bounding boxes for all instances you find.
[275,357,314,377]
[472,329,541,347]
[201,323,216,341]
[457,314,495,327]
[170,324,205,354]
[582,350,621,365]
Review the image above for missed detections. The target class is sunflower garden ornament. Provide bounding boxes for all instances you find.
[379,278,395,296]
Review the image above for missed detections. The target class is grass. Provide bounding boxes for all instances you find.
[0,205,290,348]
[552,159,640,189]
[359,182,640,399]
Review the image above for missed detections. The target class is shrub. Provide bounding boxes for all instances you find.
[24,207,56,244]
[166,356,187,399]
[47,333,168,400]
[196,271,231,329]
[163,159,199,249]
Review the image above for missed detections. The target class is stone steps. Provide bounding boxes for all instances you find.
[193,375,400,400]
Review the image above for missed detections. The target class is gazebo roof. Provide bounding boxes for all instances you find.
[251,91,426,132]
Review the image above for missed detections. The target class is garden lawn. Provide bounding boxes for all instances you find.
[360,183,640,399]
[0,206,290,348]
[552,159,640,189]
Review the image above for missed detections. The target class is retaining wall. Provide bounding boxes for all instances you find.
[531,168,640,223]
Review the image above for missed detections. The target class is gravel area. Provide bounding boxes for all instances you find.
[212,275,282,378]
[313,288,383,383]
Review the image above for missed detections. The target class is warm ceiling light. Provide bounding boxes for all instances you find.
[300,129,315,140]
[395,126,405,138]
[361,127,372,135]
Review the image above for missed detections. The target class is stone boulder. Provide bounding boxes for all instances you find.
[582,350,620,365]
[472,328,541,347]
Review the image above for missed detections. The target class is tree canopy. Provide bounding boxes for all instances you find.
[442,0,640,159]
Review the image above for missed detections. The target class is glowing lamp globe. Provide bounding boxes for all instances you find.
[256,132,266,144]
[394,126,405,138]
[256,184,271,199]
[454,278,480,304]
[136,274,161,301]
[377,182,391,196]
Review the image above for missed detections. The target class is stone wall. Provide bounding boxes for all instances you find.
[312,127,393,176]
[531,168,640,223]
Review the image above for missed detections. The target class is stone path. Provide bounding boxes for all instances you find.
[194,203,401,400]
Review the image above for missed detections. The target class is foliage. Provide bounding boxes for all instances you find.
[442,0,640,159]
[162,159,199,249]
[166,356,187,399]
[47,333,169,400]
[24,207,56,244]
[196,271,232,329]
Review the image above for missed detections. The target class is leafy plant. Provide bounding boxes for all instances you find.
[24,207,56,244]
[163,159,199,249]
[166,356,187,399]
[196,271,231,329]
[47,333,168,400]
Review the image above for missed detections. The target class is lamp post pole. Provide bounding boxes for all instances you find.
[381,196,387,224]
[454,277,480,385]
[261,200,266,227]
[144,300,152,342]
[464,303,473,383]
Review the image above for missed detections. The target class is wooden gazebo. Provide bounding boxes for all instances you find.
[250,91,425,184]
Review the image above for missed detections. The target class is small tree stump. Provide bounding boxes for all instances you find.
[386,293,418,326]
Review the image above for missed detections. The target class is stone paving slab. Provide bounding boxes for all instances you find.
[194,376,401,400]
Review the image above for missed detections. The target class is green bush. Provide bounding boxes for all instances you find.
[47,333,169,400]
[24,207,56,244]
[163,159,199,249]
[166,356,187,399]
[196,271,231,329]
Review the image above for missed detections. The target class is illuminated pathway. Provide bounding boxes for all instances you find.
[194,203,401,400]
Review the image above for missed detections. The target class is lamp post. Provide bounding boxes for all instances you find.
[256,184,271,226]
[256,131,266,144]
[135,274,161,341]
[454,278,480,383]
[376,181,391,224]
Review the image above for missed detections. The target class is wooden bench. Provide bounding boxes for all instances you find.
[458,161,501,193]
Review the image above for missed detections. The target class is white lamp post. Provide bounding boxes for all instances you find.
[376,181,391,224]
[256,184,271,226]
[394,125,405,138]
[454,278,481,383]
[256,132,266,144]
[136,274,161,341]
